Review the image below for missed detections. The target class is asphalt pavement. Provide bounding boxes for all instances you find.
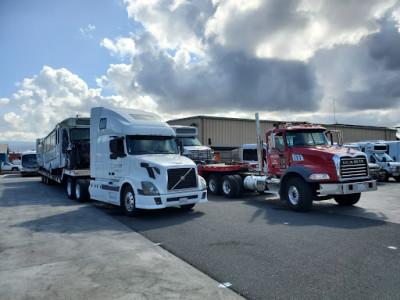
[1,174,399,299]
[0,174,243,300]
[108,181,400,300]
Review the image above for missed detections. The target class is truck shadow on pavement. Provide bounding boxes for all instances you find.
[211,193,388,229]
[97,202,206,233]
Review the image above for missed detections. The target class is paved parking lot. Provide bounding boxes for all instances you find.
[1,174,399,299]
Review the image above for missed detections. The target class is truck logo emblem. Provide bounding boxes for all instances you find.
[171,168,193,190]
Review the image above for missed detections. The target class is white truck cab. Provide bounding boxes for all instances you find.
[360,142,400,182]
[171,125,215,164]
[89,107,207,216]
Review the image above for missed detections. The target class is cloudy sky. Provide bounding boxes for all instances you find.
[1,0,400,145]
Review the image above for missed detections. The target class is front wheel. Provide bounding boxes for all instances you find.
[378,171,389,182]
[121,186,140,217]
[334,193,361,206]
[284,177,313,212]
[394,176,400,182]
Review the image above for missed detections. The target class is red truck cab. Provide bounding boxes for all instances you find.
[267,123,377,211]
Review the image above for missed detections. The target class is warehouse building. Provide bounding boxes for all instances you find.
[167,116,397,149]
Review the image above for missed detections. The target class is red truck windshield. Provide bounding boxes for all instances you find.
[285,130,329,147]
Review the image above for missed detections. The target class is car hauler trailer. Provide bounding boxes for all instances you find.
[38,107,207,216]
[199,114,377,212]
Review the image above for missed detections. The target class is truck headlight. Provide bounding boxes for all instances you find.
[309,173,330,180]
[141,181,160,195]
[199,176,207,190]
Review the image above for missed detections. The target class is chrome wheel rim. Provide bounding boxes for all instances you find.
[222,180,231,195]
[209,179,217,192]
[76,184,81,199]
[125,192,135,212]
[67,181,72,196]
[288,186,299,205]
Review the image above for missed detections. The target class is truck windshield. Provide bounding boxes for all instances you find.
[285,131,329,147]
[373,153,394,162]
[181,137,202,146]
[22,154,38,167]
[126,135,179,155]
[70,128,90,141]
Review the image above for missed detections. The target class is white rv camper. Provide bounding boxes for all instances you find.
[42,117,90,173]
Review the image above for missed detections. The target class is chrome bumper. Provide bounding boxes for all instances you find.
[319,180,377,195]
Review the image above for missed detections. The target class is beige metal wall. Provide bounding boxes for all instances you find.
[168,117,397,147]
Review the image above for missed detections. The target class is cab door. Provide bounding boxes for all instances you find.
[268,132,289,175]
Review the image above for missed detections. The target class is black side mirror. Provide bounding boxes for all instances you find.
[208,138,212,146]
[179,140,184,154]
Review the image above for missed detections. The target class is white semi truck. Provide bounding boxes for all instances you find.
[38,107,208,216]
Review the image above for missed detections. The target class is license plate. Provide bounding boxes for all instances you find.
[357,183,366,191]
[179,197,188,204]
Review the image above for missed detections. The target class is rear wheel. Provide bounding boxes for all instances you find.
[284,177,313,212]
[66,178,76,199]
[334,193,361,206]
[75,179,89,202]
[207,174,222,195]
[232,174,244,197]
[221,175,239,198]
[121,186,140,217]
[394,176,400,182]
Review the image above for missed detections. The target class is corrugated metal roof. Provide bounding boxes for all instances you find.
[168,116,396,132]
[0,144,8,154]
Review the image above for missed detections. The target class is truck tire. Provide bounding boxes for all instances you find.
[75,179,89,202]
[66,178,76,199]
[208,174,222,195]
[232,174,244,197]
[334,193,361,206]
[379,171,389,182]
[180,203,196,210]
[284,177,313,212]
[221,175,239,198]
[394,176,400,182]
[121,186,140,217]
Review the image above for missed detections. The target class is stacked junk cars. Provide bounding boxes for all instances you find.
[37,108,382,215]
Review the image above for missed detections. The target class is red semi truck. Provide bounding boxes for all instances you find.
[199,118,377,212]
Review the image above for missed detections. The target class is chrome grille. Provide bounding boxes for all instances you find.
[340,157,368,179]
[167,168,197,190]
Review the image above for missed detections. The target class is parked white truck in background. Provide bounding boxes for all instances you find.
[171,125,215,164]
[38,107,207,216]
[354,142,400,182]
[1,161,21,172]
[21,150,39,176]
